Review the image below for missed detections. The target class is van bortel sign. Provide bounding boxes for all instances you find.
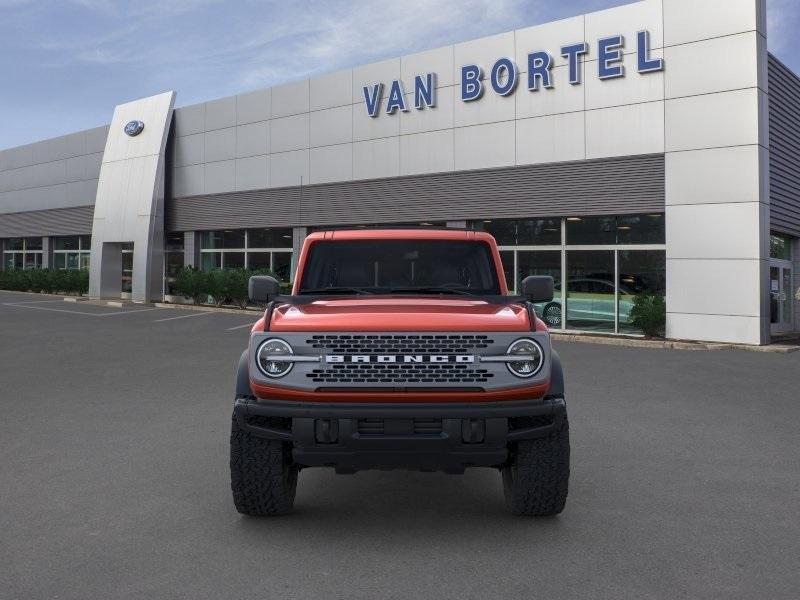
[363,31,664,117]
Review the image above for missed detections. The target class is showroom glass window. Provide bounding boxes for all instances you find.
[769,234,794,329]
[566,214,665,245]
[164,233,185,294]
[471,218,565,297]
[199,228,293,280]
[2,237,44,269]
[770,234,792,261]
[469,215,666,335]
[53,236,91,270]
[121,243,134,293]
[471,218,562,302]
[617,250,666,334]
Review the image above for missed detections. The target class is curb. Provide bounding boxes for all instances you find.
[0,289,82,301]
[550,332,800,354]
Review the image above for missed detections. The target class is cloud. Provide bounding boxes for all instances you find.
[232,0,532,88]
[68,0,115,11]
[24,0,536,93]
[67,0,220,18]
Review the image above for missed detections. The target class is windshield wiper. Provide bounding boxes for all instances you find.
[388,286,477,297]
[300,287,375,295]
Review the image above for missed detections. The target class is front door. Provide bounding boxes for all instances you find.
[121,243,134,299]
[770,262,793,334]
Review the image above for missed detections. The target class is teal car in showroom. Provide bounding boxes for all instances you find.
[534,278,635,328]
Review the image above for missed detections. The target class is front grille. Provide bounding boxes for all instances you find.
[306,334,495,385]
[306,334,494,354]
[308,363,493,384]
[357,418,443,436]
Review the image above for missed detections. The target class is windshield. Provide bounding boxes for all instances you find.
[299,240,501,296]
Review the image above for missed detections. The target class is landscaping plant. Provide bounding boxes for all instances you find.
[0,268,88,296]
[171,266,285,309]
[629,292,666,339]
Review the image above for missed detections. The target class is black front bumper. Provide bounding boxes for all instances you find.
[234,396,566,473]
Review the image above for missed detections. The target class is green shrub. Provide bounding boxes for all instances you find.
[169,265,288,308]
[207,268,285,309]
[40,269,58,294]
[0,269,24,291]
[226,269,251,310]
[51,270,69,294]
[27,269,49,293]
[74,269,89,295]
[173,266,209,304]
[0,268,89,295]
[63,270,79,295]
[629,293,666,339]
[205,269,228,307]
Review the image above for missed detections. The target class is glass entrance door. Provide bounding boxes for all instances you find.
[121,243,134,297]
[770,263,793,333]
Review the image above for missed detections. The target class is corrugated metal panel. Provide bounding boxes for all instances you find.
[0,205,94,237]
[768,54,800,238]
[167,154,665,231]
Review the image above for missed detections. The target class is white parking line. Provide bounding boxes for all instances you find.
[1,303,165,317]
[226,322,256,331]
[1,303,106,316]
[100,308,164,317]
[153,311,215,323]
[5,299,73,305]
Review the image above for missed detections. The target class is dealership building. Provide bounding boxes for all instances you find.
[1,0,798,345]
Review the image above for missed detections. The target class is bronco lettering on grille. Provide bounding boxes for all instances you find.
[325,355,475,364]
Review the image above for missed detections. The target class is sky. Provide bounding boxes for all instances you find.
[0,0,798,150]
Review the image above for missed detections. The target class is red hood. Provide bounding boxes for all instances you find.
[269,297,531,332]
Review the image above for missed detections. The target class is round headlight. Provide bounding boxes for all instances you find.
[256,339,294,378]
[506,338,544,378]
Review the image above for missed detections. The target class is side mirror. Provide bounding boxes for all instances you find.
[248,275,280,303]
[521,276,554,303]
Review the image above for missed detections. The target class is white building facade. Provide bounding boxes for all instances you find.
[1,0,798,345]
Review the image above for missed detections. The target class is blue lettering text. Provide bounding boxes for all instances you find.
[414,73,437,109]
[363,84,383,118]
[637,31,664,73]
[527,51,554,91]
[385,80,408,114]
[461,64,483,102]
[490,58,518,96]
[598,35,625,79]
[561,42,589,85]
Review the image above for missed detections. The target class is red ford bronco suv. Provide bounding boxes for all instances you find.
[231,228,569,516]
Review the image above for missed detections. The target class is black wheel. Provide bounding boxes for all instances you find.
[502,412,570,516]
[230,413,298,516]
[541,302,562,328]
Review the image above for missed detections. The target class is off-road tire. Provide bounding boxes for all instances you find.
[230,413,298,516]
[502,412,570,516]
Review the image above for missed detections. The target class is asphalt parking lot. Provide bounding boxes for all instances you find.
[1,289,798,600]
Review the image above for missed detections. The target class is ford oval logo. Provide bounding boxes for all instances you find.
[124,120,145,137]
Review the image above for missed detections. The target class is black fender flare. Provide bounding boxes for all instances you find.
[547,349,565,399]
[235,349,252,398]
